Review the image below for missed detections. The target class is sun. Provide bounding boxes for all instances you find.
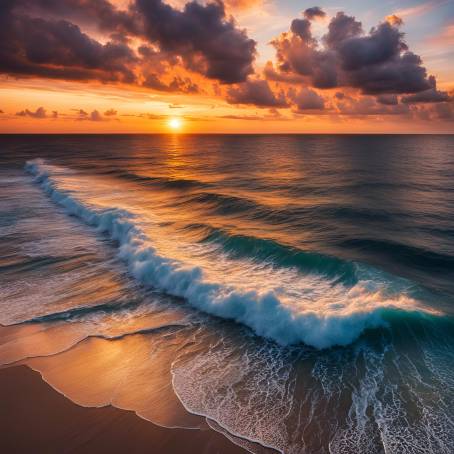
[168,117,183,131]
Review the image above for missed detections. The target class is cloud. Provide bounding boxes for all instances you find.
[376,94,398,105]
[393,2,440,19]
[0,2,137,83]
[226,79,288,107]
[90,110,103,121]
[263,61,306,84]
[15,107,47,118]
[401,87,451,104]
[74,108,109,121]
[432,102,453,120]
[104,108,118,116]
[386,15,404,27]
[334,95,410,116]
[14,0,138,34]
[135,0,256,83]
[324,12,363,49]
[290,87,325,110]
[0,0,256,88]
[270,11,440,97]
[143,73,200,93]
[304,7,326,21]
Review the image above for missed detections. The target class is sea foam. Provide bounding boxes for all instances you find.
[25,159,429,349]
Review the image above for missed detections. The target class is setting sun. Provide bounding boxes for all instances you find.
[168,118,183,131]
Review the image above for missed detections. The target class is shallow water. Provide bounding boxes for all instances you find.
[1,134,453,453]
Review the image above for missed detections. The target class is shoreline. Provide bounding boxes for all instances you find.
[0,365,250,453]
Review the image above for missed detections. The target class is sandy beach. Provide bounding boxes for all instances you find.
[0,365,248,453]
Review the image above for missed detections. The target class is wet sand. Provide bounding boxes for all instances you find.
[0,365,248,453]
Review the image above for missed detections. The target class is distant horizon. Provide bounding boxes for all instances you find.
[1,132,453,136]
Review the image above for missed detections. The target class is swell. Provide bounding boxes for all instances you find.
[107,169,212,191]
[200,227,358,286]
[339,238,454,273]
[25,159,439,349]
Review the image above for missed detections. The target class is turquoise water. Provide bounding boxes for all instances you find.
[1,135,453,453]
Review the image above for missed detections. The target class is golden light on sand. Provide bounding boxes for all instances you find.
[168,118,183,131]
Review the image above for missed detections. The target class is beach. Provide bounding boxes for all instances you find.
[0,365,249,453]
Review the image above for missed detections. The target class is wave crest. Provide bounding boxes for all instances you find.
[25,159,435,349]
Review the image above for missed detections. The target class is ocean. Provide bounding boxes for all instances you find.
[1,134,453,453]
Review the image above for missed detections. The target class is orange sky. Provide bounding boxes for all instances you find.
[0,0,453,133]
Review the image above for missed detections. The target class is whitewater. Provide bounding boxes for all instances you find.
[25,158,436,349]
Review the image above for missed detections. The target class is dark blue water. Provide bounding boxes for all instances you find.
[1,134,453,453]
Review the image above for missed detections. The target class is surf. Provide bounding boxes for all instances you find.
[25,159,440,349]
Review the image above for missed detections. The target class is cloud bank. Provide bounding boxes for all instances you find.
[0,2,451,121]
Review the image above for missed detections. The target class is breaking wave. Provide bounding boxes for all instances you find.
[25,159,439,349]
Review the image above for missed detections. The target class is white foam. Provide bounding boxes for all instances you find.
[25,159,429,349]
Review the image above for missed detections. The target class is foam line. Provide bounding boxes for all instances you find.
[25,159,433,349]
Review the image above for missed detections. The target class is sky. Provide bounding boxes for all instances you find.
[0,0,453,133]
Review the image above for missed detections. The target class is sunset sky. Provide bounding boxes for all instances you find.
[0,0,453,133]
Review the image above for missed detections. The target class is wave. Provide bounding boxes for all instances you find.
[201,227,358,285]
[25,159,439,349]
[110,170,212,191]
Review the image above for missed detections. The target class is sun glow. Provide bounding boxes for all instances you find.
[168,118,183,131]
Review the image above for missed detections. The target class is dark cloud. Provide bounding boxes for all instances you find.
[290,88,325,110]
[401,87,450,104]
[15,0,139,34]
[104,108,118,116]
[143,74,200,93]
[335,96,410,116]
[263,61,306,84]
[324,12,363,49]
[304,7,326,20]
[291,19,313,42]
[0,2,137,83]
[15,107,47,118]
[135,0,256,83]
[336,22,407,71]
[0,0,256,88]
[226,79,288,107]
[377,94,398,105]
[271,11,438,97]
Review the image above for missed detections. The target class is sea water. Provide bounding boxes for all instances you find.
[0,134,453,453]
